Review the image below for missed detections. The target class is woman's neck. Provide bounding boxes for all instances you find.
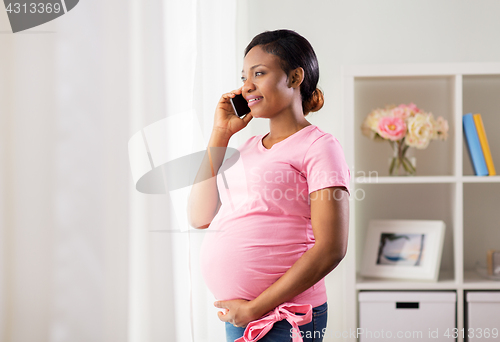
[267,109,311,141]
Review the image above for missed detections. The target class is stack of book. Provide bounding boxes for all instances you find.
[463,113,497,176]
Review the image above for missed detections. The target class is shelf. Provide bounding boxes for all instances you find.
[344,64,500,342]
[353,76,456,177]
[354,175,500,184]
[463,75,500,177]
[354,183,456,286]
[356,271,456,290]
[342,63,500,77]
[462,175,500,183]
[355,176,457,184]
[463,183,500,275]
[463,271,500,289]
[357,272,500,290]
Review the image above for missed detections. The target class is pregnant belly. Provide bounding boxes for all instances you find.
[200,212,312,301]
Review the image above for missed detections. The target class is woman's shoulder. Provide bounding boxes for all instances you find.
[304,125,341,146]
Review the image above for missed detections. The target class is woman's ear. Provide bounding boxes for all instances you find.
[288,67,304,88]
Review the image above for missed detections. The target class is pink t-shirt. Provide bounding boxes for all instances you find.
[200,124,350,308]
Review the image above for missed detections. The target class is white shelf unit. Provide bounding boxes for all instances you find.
[341,63,500,342]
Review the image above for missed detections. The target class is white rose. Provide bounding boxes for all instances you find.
[361,109,389,140]
[405,113,434,149]
[434,116,449,140]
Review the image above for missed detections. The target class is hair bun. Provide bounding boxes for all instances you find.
[303,88,324,115]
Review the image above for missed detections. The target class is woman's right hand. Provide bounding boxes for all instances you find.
[212,87,253,139]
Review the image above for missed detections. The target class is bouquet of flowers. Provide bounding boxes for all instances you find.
[361,103,449,175]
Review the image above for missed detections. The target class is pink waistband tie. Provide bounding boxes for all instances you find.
[234,302,313,342]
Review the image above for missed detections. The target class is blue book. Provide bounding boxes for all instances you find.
[463,113,488,176]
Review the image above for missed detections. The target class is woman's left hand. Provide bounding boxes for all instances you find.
[214,299,259,328]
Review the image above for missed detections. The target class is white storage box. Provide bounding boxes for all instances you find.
[466,292,500,341]
[359,291,456,342]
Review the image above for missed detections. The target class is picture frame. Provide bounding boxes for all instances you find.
[360,219,446,282]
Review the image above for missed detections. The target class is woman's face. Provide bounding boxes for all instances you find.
[241,46,297,118]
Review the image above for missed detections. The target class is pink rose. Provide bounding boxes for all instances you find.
[377,116,407,141]
[393,103,420,120]
[404,103,420,113]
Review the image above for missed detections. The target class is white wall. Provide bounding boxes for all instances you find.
[0,10,9,340]
[0,12,57,342]
[0,1,131,341]
[238,0,500,140]
[237,0,500,336]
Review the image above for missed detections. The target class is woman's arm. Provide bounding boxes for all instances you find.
[215,186,349,327]
[188,88,253,229]
[187,130,230,229]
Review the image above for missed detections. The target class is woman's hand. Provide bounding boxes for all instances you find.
[213,87,253,139]
[214,299,259,328]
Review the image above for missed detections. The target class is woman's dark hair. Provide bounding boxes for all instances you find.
[244,29,324,115]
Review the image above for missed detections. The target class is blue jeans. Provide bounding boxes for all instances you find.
[225,302,328,342]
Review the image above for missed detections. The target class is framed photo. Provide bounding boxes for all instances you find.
[360,219,445,281]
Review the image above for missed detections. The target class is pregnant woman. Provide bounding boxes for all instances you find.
[188,29,350,342]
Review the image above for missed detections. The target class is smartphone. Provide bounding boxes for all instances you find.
[230,94,250,118]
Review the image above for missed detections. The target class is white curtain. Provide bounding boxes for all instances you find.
[1,1,132,341]
[0,0,237,341]
[129,0,238,341]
